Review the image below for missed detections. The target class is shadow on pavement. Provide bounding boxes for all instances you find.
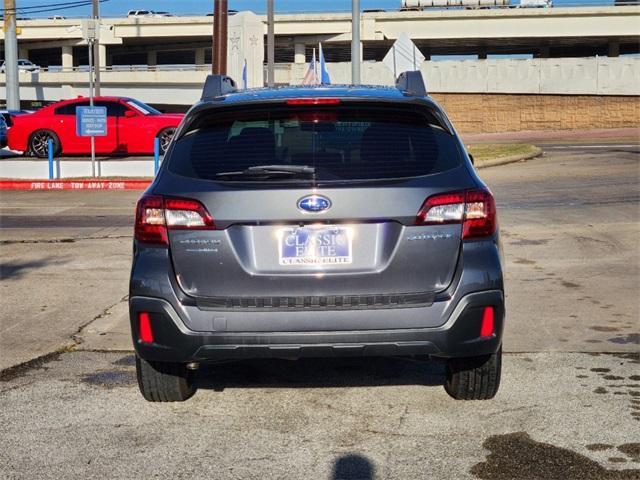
[196,356,446,391]
[331,453,375,480]
[0,257,69,280]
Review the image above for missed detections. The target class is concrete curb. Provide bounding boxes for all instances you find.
[0,180,152,190]
[475,146,543,169]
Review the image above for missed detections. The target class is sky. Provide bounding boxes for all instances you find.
[11,0,612,18]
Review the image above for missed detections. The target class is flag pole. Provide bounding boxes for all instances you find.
[318,43,321,84]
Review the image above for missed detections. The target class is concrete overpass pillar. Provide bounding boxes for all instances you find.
[608,42,620,57]
[61,45,73,70]
[147,51,157,67]
[97,44,107,68]
[18,47,29,59]
[227,12,265,88]
[294,42,306,64]
[195,48,206,65]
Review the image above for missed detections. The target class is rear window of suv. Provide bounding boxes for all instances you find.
[168,103,462,183]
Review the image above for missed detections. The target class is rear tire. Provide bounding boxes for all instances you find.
[28,129,61,158]
[444,348,502,400]
[135,355,196,402]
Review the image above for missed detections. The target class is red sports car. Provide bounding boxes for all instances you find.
[8,96,184,157]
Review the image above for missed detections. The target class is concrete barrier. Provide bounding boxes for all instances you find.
[0,159,155,179]
[2,57,639,106]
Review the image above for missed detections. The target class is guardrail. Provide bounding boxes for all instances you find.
[25,64,293,74]
[40,65,214,73]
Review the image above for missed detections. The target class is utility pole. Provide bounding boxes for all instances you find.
[212,0,228,74]
[267,0,275,87]
[92,0,101,95]
[3,0,20,109]
[351,0,361,85]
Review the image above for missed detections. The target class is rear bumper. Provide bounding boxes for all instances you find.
[129,290,504,363]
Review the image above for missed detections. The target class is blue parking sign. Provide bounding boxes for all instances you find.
[76,106,107,137]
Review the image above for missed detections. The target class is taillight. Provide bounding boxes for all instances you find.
[286,98,341,105]
[462,189,497,239]
[135,195,167,245]
[416,189,496,239]
[135,195,215,245]
[164,198,215,230]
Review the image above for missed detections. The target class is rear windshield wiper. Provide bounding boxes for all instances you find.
[214,165,316,180]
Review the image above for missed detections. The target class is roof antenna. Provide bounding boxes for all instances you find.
[395,71,427,97]
[201,75,237,101]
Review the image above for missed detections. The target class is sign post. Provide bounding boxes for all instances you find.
[76,106,107,177]
[153,137,160,175]
[47,139,54,180]
[81,19,100,176]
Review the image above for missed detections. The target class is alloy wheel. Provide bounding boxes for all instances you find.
[31,131,54,157]
[159,128,176,155]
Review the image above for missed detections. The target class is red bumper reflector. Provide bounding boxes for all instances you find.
[138,312,154,344]
[480,306,495,338]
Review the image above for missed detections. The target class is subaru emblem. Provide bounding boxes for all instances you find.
[297,194,331,213]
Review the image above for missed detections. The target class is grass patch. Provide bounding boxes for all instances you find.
[466,144,538,163]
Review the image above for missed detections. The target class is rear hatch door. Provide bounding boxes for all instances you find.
[160,100,475,301]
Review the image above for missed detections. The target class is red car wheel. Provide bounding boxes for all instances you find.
[28,130,61,158]
[158,127,176,155]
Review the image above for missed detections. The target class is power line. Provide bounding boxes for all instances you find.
[1,0,109,14]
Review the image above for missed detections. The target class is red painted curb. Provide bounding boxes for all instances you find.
[0,180,152,191]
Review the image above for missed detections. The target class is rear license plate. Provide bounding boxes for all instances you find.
[279,226,352,266]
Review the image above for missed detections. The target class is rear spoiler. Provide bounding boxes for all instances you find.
[201,75,237,101]
[395,70,427,97]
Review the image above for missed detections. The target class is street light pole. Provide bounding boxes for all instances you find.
[351,0,361,85]
[88,37,96,177]
[3,0,21,109]
[267,0,275,87]
[92,0,101,95]
[212,0,228,74]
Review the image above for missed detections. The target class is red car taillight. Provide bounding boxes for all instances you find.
[135,195,215,245]
[416,189,496,239]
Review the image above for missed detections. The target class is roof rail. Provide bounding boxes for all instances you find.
[395,71,427,97]
[201,75,237,101]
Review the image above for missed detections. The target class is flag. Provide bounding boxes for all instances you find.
[242,59,248,89]
[318,43,330,85]
[302,48,319,86]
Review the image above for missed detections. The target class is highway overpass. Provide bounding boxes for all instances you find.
[1,6,638,71]
[1,6,638,133]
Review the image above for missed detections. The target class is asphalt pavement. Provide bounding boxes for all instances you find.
[0,142,638,479]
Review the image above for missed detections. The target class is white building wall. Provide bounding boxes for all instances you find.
[1,57,638,106]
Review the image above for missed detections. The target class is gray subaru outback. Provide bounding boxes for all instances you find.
[130,73,504,402]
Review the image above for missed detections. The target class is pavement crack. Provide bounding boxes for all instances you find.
[72,294,129,347]
[0,295,129,381]
[0,350,64,382]
[0,235,132,245]
[398,405,409,428]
